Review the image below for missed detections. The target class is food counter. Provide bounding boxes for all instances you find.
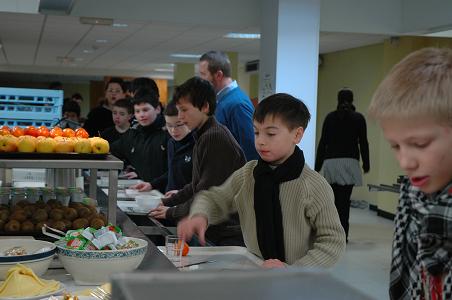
[0,154,123,225]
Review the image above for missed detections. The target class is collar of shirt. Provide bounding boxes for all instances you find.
[216,80,238,102]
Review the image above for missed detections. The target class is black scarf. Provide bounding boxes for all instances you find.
[253,146,305,262]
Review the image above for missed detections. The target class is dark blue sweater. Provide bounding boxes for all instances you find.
[151,132,195,192]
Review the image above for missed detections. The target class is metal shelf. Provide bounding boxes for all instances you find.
[0,154,123,225]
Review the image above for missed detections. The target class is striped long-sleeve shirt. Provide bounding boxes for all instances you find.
[190,161,346,266]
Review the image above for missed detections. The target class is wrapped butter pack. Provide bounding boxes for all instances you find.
[56,224,138,251]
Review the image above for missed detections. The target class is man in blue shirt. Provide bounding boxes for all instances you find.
[199,51,258,161]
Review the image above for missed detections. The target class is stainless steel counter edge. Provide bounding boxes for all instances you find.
[0,154,123,169]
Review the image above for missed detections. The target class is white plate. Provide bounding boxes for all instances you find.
[0,284,65,300]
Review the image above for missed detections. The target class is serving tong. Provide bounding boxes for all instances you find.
[42,224,66,240]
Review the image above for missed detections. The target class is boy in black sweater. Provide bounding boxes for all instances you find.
[111,88,168,183]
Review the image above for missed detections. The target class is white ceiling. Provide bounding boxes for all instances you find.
[2,0,450,80]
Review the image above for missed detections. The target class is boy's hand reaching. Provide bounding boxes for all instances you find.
[261,259,287,269]
[149,205,168,219]
[125,171,138,179]
[131,182,152,192]
[164,190,179,198]
[177,216,208,246]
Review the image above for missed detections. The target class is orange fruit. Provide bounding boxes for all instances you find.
[177,240,190,256]
[37,126,50,137]
[75,127,89,139]
[11,126,24,137]
[62,128,75,138]
[49,126,63,138]
[0,126,10,136]
[24,125,39,137]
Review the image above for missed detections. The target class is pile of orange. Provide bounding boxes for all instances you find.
[0,126,109,154]
[1,125,89,139]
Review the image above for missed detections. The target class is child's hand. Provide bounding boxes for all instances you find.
[261,259,287,269]
[125,171,138,179]
[177,215,208,245]
[149,205,168,219]
[164,190,179,198]
[131,182,152,192]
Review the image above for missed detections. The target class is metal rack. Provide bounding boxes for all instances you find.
[367,183,400,194]
[0,155,123,225]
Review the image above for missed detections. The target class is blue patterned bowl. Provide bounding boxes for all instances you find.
[0,239,56,280]
[56,237,148,285]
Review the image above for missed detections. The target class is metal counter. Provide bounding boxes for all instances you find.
[0,154,123,225]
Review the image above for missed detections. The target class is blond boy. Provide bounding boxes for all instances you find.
[369,47,452,299]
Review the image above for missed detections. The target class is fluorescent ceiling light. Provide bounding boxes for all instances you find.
[96,39,108,43]
[83,49,94,54]
[154,68,173,72]
[224,33,261,39]
[170,53,202,58]
[424,29,452,37]
[80,17,113,26]
[113,23,128,28]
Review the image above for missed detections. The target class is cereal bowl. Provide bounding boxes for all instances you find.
[56,237,148,285]
[0,239,56,280]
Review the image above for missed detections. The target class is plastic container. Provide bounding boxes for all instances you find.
[25,187,40,203]
[0,188,10,206]
[69,187,84,203]
[41,187,56,203]
[55,187,70,206]
[11,188,27,206]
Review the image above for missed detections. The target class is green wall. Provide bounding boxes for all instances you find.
[317,36,452,214]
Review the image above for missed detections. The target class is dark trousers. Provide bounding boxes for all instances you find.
[331,184,354,240]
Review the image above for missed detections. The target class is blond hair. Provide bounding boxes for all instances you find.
[369,47,452,125]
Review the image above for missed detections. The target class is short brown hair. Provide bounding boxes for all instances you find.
[369,47,452,125]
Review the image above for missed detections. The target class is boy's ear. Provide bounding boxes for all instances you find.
[294,126,304,144]
[201,102,210,114]
[155,105,161,114]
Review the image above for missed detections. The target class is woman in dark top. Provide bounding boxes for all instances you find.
[83,77,126,137]
[315,88,370,242]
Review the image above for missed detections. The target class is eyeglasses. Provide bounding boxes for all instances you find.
[107,89,123,94]
[166,124,185,130]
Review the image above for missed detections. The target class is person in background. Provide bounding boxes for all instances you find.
[131,100,194,201]
[315,88,370,242]
[129,77,162,126]
[199,51,258,161]
[178,93,345,268]
[155,77,245,246]
[83,77,126,137]
[110,88,168,182]
[130,77,159,98]
[60,100,81,129]
[71,93,83,106]
[369,47,452,300]
[100,98,133,144]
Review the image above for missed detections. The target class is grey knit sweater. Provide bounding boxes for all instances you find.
[190,160,346,267]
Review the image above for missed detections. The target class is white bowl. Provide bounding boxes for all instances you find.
[135,194,161,211]
[56,237,148,285]
[0,239,56,280]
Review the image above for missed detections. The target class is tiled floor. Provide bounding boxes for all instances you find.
[330,207,395,300]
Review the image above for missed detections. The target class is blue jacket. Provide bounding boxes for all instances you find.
[216,84,259,161]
